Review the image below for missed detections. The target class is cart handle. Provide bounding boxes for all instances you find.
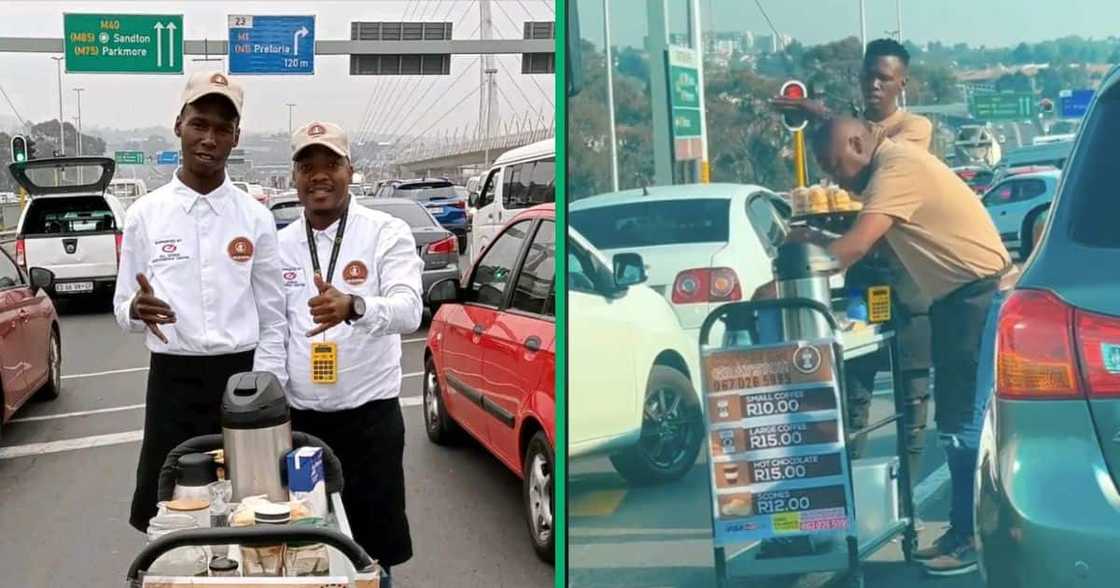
[698,297,838,347]
[157,431,345,502]
[125,525,376,585]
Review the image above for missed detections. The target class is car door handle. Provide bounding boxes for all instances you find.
[524,336,541,352]
[473,324,484,336]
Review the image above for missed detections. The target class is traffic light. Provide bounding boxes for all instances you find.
[1040,98,1055,115]
[10,135,27,163]
[779,80,809,132]
[25,137,37,160]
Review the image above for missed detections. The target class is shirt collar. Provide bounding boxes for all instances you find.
[298,205,354,244]
[171,170,233,216]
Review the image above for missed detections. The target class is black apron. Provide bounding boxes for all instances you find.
[290,398,413,568]
[129,350,255,532]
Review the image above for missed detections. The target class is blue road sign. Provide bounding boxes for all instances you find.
[1059,89,1094,118]
[228,15,315,75]
[156,150,180,165]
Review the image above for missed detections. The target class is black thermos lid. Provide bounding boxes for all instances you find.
[220,371,290,430]
[177,453,218,487]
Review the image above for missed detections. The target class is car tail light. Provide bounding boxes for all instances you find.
[448,200,466,209]
[115,232,124,266]
[427,236,457,255]
[1076,310,1120,397]
[996,290,1081,399]
[672,268,741,304]
[15,239,26,268]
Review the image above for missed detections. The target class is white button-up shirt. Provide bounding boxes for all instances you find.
[278,202,424,411]
[112,173,289,385]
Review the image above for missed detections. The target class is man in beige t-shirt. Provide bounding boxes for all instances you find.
[802,116,1010,576]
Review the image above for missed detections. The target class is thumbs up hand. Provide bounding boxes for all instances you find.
[130,273,175,343]
[306,273,353,337]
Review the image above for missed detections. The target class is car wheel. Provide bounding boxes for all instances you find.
[38,329,62,401]
[422,356,461,445]
[609,366,702,485]
[523,431,554,563]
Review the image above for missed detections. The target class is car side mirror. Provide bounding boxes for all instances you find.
[29,267,54,294]
[427,278,460,305]
[613,253,647,288]
[468,191,479,208]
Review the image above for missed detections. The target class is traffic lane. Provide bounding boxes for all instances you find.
[0,403,551,588]
[569,384,948,587]
[8,309,428,421]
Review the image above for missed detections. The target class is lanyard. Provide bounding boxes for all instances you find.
[305,207,349,284]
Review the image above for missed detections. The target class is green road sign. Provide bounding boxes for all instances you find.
[969,93,1035,121]
[667,45,703,151]
[64,13,183,74]
[673,108,702,138]
[115,151,146,165]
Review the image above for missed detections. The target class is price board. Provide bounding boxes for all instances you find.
[702,339,856,546]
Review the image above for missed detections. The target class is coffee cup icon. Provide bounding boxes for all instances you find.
[724,465,740,485]
[717,399,730,419]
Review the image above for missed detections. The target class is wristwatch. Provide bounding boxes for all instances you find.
[345,294,366,325]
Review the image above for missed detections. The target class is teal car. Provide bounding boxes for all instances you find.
[981,170,1059,258]
[975,67,1120,588]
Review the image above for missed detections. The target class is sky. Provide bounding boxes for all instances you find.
[0,0,557,138]
[578,0,1120,51]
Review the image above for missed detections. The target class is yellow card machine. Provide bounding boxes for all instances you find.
[868,285,892,323]
[311,341,338,384]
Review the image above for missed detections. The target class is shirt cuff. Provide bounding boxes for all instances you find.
[351,295,387,333]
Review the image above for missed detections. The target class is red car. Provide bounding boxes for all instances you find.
[0,251,62,437]
[423,204,555,563]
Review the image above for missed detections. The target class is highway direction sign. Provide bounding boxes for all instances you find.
[63,13,183,74]
[228,15,316,75]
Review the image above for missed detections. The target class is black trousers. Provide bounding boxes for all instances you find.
[129,350,255,532]
[930,274,1002,434]
[290,398,413,568]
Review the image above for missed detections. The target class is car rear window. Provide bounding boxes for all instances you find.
[570,198,730,249]
[23,196,116,235]
[1063,87,1120,247]
[367,202,438,228]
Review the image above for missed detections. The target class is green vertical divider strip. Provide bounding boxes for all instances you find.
[554,1,568,586]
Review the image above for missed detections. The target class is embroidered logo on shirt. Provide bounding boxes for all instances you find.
[152,238,189,264]
[343,260,368,285]
[281,267,305,288]
[228,237,254,262]
[162,243,178,253]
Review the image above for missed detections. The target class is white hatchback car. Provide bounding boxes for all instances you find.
[570,183,789,343]
[568,229,704,484]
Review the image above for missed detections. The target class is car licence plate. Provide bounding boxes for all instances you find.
[427,206,444,215]
[56,282,93,293]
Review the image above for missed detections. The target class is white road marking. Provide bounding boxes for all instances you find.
[60,368,424,381]
[10,403,146,423]
[62,366,149,380]
[0,430,143,460]
[913,463,951,508]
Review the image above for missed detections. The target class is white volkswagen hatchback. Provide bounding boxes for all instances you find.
[570,184,788,344]
[568,229,704,484]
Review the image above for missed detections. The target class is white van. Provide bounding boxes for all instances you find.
[12,157,126,300]
[469,139,555,259]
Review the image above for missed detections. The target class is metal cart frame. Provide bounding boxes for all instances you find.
[699,297,918,587]
[126,433,385,587]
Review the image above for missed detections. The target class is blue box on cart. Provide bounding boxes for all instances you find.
[287,446,328,517]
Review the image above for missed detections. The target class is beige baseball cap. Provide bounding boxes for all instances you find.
[291,121,350,160]
[181,71,244,117]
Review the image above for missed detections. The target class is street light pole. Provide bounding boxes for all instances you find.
[897,0,906,107]
[286,103,296,137]
[482,68,497,168]
[50,56,64,156]
[73,88,84,157]
[859,0,867,56]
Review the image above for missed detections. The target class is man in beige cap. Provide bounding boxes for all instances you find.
[276,121,423,581]
[114,71,288,531]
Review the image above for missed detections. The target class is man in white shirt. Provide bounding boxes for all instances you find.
[113,71,288,531]
[278,121,423,579]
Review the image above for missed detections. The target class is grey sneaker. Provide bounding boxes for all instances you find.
[923,537,978,577]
